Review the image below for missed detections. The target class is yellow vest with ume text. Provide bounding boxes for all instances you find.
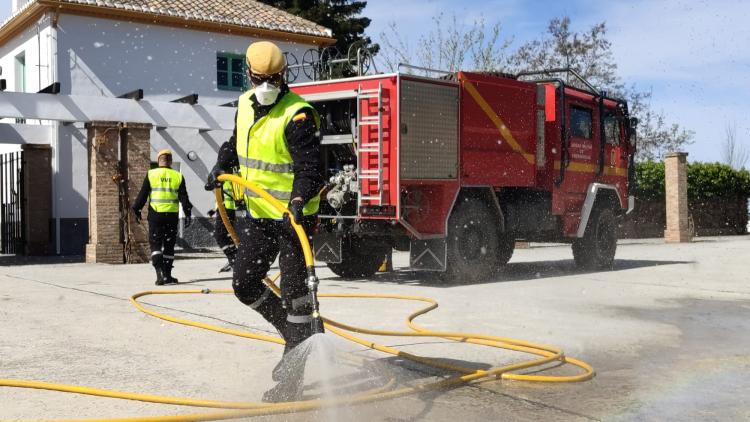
[236,89,321,219]
[148,167,182,213]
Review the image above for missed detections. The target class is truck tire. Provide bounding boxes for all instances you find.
[572,207,617,270]
[326,238,385,278]
[443,199,500,283]
[497,234,515,266]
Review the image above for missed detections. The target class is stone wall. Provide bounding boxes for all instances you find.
[84,121,152,264]
[620,196,749,238]
[664,152,690,242]
[122,123,152,263]
[85,121,124,264]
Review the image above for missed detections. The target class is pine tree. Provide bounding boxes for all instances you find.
[258,0,376,53]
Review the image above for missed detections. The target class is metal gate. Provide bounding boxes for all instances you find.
[0,151,24,254]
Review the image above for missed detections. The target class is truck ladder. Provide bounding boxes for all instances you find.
[356,82,384,205]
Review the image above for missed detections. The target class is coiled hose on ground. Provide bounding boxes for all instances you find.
[0,174,594,421]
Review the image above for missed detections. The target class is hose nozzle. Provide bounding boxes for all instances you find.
[306,274,322,334]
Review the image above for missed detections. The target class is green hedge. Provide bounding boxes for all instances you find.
[634,162,750,200]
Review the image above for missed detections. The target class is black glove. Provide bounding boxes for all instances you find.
[133,209,142,223]
[204,167,225,191]
[184,213,192,228]
[284,199,305,227]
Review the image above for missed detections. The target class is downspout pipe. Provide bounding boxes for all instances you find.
[47,11,60,254]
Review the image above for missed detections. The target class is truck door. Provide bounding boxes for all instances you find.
[552,96,601,236]
[561,100,599,193]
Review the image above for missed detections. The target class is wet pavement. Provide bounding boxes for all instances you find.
[1,236,748,421]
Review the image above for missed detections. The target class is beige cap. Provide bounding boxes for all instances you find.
[157,149,172,159]
[245,41,286,76]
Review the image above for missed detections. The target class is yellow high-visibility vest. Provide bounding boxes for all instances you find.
[236,90,321,219]
[148,167,182,213]
[220,180,236,211]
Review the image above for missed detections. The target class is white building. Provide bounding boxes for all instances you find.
[0,0,333,254]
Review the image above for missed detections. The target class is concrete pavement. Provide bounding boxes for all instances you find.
[1,236,749,421]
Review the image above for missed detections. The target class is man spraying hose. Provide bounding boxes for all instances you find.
[205,41,324,401]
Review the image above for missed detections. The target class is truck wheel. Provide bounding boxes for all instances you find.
[572,207,618,270]
[443,199,500,283]
[497,234,515,266]
[326,238,385,278]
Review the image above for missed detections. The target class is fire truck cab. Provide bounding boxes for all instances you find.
[291,67,637,282]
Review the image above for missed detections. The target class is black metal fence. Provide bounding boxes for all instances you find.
[0,151,25,254]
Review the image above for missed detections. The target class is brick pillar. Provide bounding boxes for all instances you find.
[21,144,52,255]
[123,122,152,263]
[85,121,124,263]
[664,152,690,243]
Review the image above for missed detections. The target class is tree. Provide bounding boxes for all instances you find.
[507,18,620,91]
[258,0,376,54]
[633,98,695,161]
[721,122,749,169]
[507,17,693,161]
[377,14,693,160]
[378,13,511,74]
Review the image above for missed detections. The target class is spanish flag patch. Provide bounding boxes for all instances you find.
[292,113,308,122]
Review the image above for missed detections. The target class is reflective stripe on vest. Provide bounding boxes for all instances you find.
[236,89,321,219]
[148,167,182,213]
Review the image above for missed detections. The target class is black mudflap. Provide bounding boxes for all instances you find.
[313,232,342,264]
[410,238,447,271]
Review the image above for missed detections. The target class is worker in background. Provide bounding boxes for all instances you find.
[133,149,193,285]
[205,41,323,401]
[211,179,239,273]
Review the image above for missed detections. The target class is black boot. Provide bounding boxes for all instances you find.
[264,320,315,402]
[262,369,304,403]
[219,261,233,273]
[271,318,317,382]
[238,289,289,381]
[219,245,237,273]
[152,253,166,286]
[154,267,166,286]
[162,259,178,284]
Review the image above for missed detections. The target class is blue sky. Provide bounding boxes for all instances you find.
[364,0,750,164]
[1,0,748,163]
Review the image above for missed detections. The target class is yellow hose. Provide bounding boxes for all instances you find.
[0,175,594,421]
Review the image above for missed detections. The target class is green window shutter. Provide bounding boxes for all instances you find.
[217,53,246,92]
[217,54,229,90]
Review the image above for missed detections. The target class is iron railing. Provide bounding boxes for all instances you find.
[0,151,24,254]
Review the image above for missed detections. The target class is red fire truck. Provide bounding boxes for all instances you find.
[291,67,637,282]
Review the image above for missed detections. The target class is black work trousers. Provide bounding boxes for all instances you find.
[232,216,317,331]
[149,218,178,268]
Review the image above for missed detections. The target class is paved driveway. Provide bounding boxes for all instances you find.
[1,236,748,421]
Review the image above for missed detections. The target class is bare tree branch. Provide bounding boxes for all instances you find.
[377,14,694,161]
[377,13,511,75]
[722,122,749,169]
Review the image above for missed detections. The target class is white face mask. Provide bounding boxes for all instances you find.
[255,82,281,106]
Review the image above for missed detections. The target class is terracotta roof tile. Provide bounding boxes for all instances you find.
[24,0,332,38]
